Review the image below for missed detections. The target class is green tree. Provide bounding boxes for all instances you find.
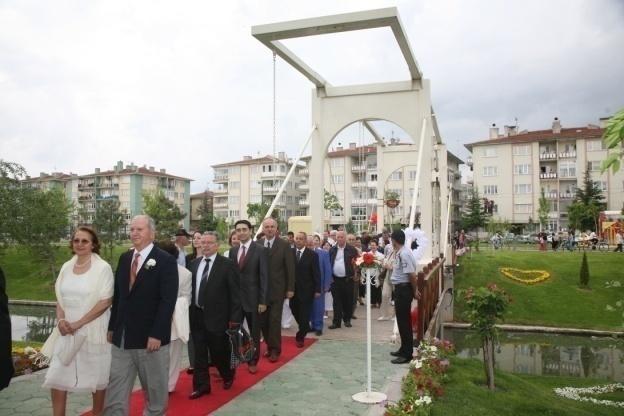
[567,165,606,231]
[14,187,71,279]
[93,198,126,262]
[537,190,550,232]
[142,190,186,240]
[323,189,342,211]
[600,108,624,173]
[0,160,27,248]
[196,193,217,231]
[215,217,230,242]
[579,252,590,288]
[461,188,490,251]
[246,202,279,227]
[345,219,356,234]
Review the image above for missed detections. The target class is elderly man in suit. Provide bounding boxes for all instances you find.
[228,219,268,374]
[328,230,359,329]
[290,232,321,347]
[258,217,295,362]
[188,232,242,399]
[103,215,178,416]
[308,234,332,336]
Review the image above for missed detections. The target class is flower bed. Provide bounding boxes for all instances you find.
[499,267,550,285]
[12,344,48,377]
[554,383,624,408]
[385,339,455,416]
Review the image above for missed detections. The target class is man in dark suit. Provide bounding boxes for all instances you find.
[188,231,242,399]
[290,232,320,347]
[258,217,295,362]
[103,215,178,416]
[328,230,359,329]
[228,219,267,374]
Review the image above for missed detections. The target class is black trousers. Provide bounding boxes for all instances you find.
[394,284,414,359]
[190,306,233,391]
[290,293,313,341]
[242,309,261,364]
[331,277,353,325]
[260,298,284,355]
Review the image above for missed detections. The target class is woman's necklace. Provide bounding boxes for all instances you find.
[75,257,91,267]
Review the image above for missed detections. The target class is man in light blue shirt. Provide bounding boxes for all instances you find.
[388,230,420,364]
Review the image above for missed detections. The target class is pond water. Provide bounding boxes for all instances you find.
[10,304,56,343]
[444,327,624,382]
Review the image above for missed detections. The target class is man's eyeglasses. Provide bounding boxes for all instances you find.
[73,238,91,245]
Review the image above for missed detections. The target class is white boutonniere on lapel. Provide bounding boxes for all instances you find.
[144,259,156,270]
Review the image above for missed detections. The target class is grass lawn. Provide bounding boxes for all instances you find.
[454,250,624,331]
[1,243,231,301]
[432,357,622,416]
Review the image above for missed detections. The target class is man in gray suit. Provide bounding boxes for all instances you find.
[228,219,268,374]
[258,218,295,362]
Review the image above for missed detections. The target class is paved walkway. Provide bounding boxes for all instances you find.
[2,306,407,415]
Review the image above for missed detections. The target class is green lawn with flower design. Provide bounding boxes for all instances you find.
[454,251,624,331]
[431,357,622,415]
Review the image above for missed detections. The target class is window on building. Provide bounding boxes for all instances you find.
[587,161,601,171]
[408,170,417,180]
[331,175,344,184]
[586,139,605,151]
[389,188,402,197]
[513,144,530,156]
[483,166,498,177]
[330,208,343,217]
[483,185,498,195]
[514,204,532,213]
[228,196,240,205]
[513,164,531,175]
[370,173,378,181]
[228,210,240,218]
[250,194,261,203]
[514,184,532,194]
[330,158,344,168]
[482,147,497,157]
[229,181,240,189]
[390,171,403,181]
[596,181,608,191]
[559,161,576,178]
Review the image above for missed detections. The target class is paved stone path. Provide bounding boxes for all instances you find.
[2,306,407,415]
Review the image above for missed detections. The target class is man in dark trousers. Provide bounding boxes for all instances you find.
[104,215,178,416]
[0,266,13,390]
[188,231,241,399]
[388,229,421,364]
[258,217,295,363]
[228,219,268,374]
[328,231,359,329]
[290,232,320,347]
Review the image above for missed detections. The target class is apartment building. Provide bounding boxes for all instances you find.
[22,161,192,232]
[297,141,464,232]
[211,153,304,225]
[465,117,624,231]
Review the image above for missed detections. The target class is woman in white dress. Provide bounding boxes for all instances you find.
[41,226,114,416]
[156,241,192,392]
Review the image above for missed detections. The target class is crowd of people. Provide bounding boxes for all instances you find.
[8,215,421,415]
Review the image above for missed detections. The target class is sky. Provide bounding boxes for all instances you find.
[1,0,623,193]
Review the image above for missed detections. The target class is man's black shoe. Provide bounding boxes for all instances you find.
[315,330,323,336]
[189,388,210,399]
[351,315,358,319]
[344,321,352,327]
[186,367,194,375]
[390,350,403,357]
[391,356,411,364]
[328,324,341,329]
[223,378,234,390]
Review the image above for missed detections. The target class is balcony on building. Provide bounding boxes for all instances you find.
[298,183,309,190]
[214,174,228,183]
[540,172,557,179]
[539,152,557,161]
[559,151,576,159]
[539,143,557,160]
[262,186,280,194]
[351,198,377,206]
[559,192,575,199]
[298,199,309,206]
[298,168,309,176]
[213,186,228,195]
[261,170,287,179]
[213,201,228,209]
[351,164,366,172]
[351,181,366,188]
[545,191,559,199]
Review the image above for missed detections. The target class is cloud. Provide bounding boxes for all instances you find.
[0,0,622,191]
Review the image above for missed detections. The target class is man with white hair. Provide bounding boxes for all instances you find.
[104,215,178,415]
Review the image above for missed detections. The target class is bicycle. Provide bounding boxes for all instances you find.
[597,240,610,252]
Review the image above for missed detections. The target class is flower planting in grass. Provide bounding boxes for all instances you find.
[385,339,456,416]
[554,383,624,408]
[12,342,47,376]
[499,267,550,285]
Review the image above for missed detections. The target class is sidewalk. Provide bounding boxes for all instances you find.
[1,306,407,415]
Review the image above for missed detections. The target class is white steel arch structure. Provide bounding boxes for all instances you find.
[252,7,449,261]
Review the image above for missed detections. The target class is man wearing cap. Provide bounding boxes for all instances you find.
[387,229,421,364]
[174,228,191,267]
